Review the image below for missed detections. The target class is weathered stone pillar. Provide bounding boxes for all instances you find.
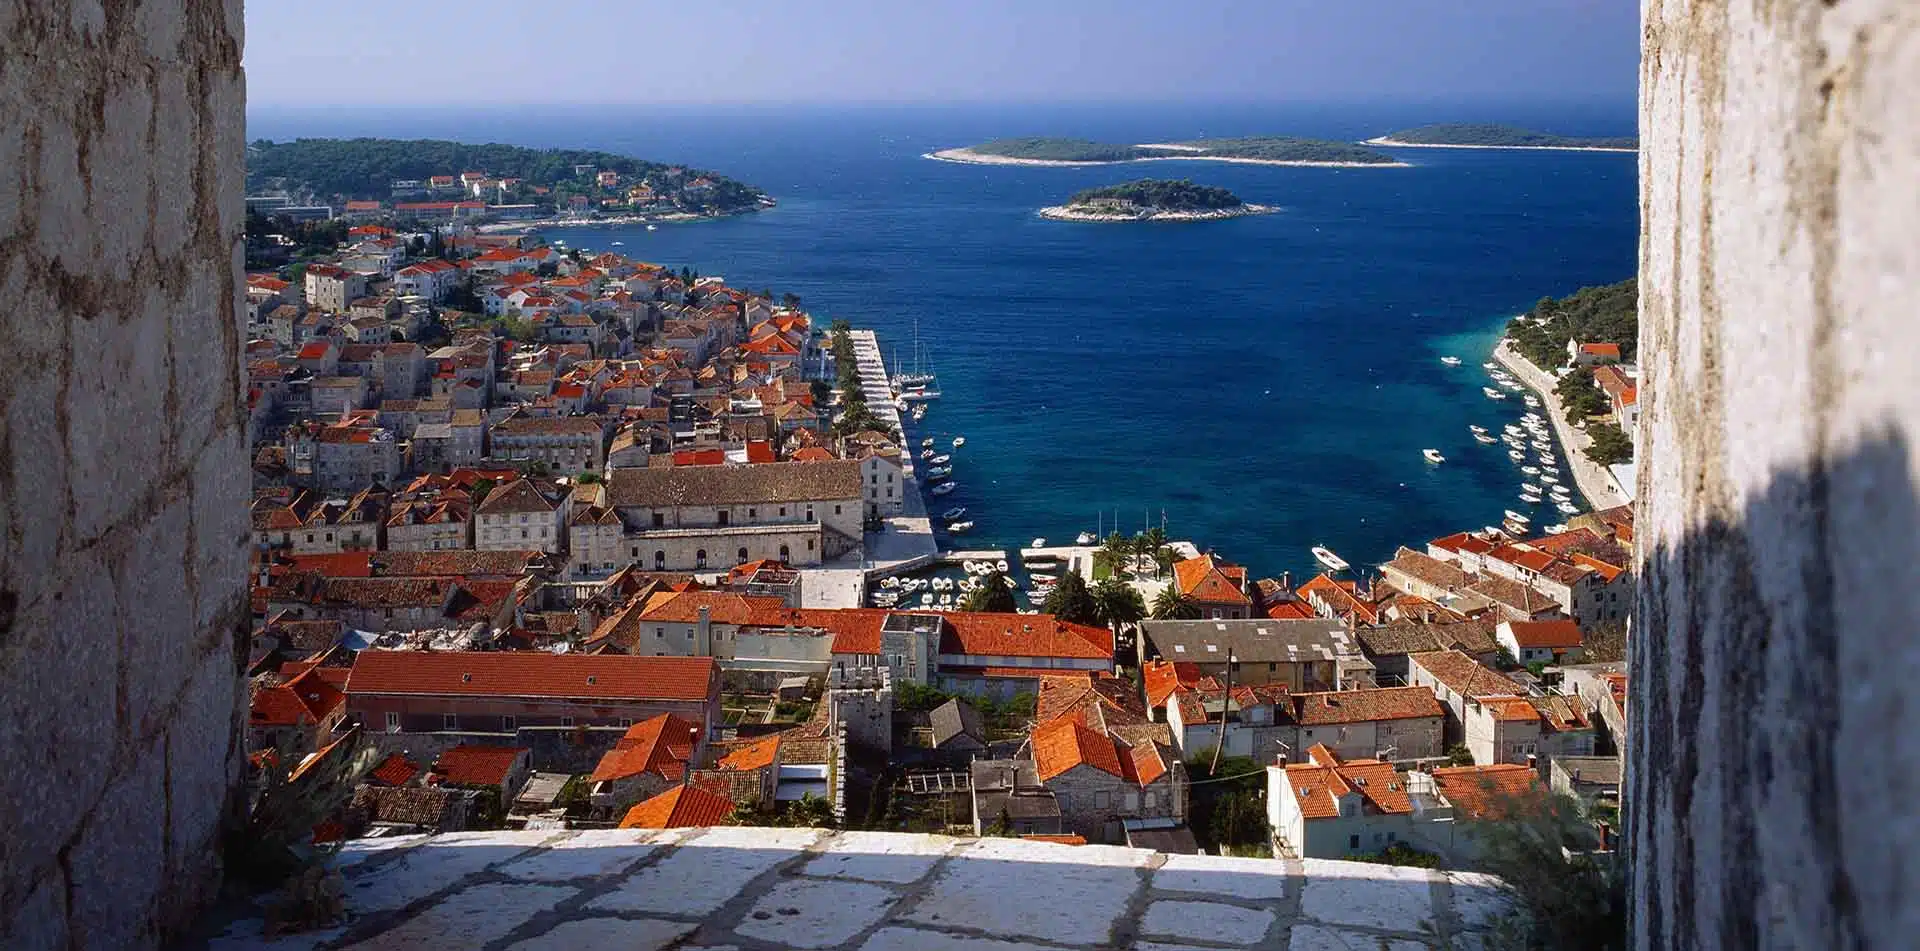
[0,2,249,948]
[1633,1,1918,948]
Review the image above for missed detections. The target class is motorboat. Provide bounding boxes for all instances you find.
[1075,532,1096,545]
[1557,502,1581,516]
[1440,356,1463,366]
[943,507,967,521]
[930,482,956,496]
[1521,483,1542,494]
[1544,523,1570,535]
[1031,537,1047,548]
[1504,509,1531,524]
[1521,466,1540,475]
[1474,434,1498,444]
[925,466,952,479]
[1470,425,1489,435]
[911,405,927,422]
[930,454,951,465]
[611,240,624,246]
[1504,424,1523,435]
[920,449,936,460]
[1508,450,1526,461]
[921,438,935,448]
[1540,474,1561,485]
[1003,575,1019,589]
[1312,546,1350,572]
[1484,387,1507,400]
[646,224,657,231]
[1523,395,1541,407]
[952,436,966,448]
[900,386,941,402]
[946,518,973,532]
[1423,449,1445,464]
[1029,572,1059,583]
[1483,362,1498,370]
[996,559,1009,572]
[1520,493,1542,504]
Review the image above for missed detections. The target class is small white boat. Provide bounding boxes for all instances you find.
[1522,483,1542,494]
[1520,493,1542,504]
[951,436,966,448]
[1557,502,1581,516]
[611,240,624,246]
[996,559,1009,572]
[919,592,933,605]
[921,437,935,448]
[880,577,900,589]
[646,224,657,231]
[1483,362,1498,370]
[1029,572,1059,583]
[1505,509,1531,524]
[1423,449,1445,464]
[1003,575,1019,589]
[1440,356,1463,366]
[1031,537,1047,548]
[1484,387,1507,400]
[925,466,952,479]
[1523,396,1541,407]
[1533,442,1554,452]
[1470,425,1489,435]
[930,482,956,496]
[947,520,975,534]
[1312,546,1350,572]
[938,593,953,605]
[943,507,967,521]
[930,454,951,465]
[920,449,936,460]
[1540,474,1561,485]
[1508,450,1526,461]
[1522,466,1541,475]
[1544,523,1570,535]
[911,405,927,421]
[1474,434,1498,444]
[1504,424,1523,435]
[1075,532,1096,545]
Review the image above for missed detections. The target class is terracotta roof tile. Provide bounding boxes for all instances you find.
[432,745,526,788]
[618,783,733,828]
[1432,763,1542,818]
[590,714,701,783]
[1293,686,1445,726]
[347,651,715,703]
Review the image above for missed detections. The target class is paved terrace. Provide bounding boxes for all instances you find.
[201,829,1507,951]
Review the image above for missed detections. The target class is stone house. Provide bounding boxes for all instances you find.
[970,759,1063,837]
[1291,686,1447,765]
[247,664,348,757]
[587,714,705,814]
[1494,619,1585,665]
[431,744,532,805]
[475,478,569,554]
[385,497,470,552]
[488,415,607,475]
[1140,618,1361,691]
[1171,554,1254,619]
[603,461,865,571]
[305,263,369,314]
[1030,716,1186,844]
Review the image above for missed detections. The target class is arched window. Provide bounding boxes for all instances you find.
[654,550,666,570]
[695,549,707,569]
[737,547,749,563]
[779,544,790,561]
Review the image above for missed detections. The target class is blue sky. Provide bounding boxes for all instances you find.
[245,0,1636,106]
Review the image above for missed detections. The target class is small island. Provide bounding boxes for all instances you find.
[928,135,1406,168]
[1366,123,1638,152]
[1038,179,1275,222]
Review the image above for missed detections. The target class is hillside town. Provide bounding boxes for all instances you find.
[240,202,1631,871]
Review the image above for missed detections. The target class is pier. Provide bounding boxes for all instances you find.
[1491,339,1631,512]
[844,329,939,577]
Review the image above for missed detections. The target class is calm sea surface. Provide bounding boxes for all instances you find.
[249,102,1637,579]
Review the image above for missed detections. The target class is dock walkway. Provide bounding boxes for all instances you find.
[1492,339,1630,512]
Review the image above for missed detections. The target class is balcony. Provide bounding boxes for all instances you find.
[200,828,1505,950]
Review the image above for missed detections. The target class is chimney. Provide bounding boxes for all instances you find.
[696,604,712,656]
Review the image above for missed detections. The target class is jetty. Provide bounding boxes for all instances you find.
[846,330,939,577]
[1492,339,1632,511]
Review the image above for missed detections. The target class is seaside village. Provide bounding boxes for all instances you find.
[241,184,1633,870]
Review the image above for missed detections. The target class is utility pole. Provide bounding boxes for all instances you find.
[1210,650,1234,777]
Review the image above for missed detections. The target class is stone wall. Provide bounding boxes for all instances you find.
[1633,1,1917,948]
[0,2,248,948]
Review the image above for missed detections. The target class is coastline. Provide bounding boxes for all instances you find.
[477,207,762,234]
[1037,203,1277,222]
[1489,338,1630,512]
[922,147,1410,169]
[1363,136,1638,154]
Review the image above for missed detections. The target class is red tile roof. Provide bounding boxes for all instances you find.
[432,745,526,788]
[1173,554,1251,604]
[1032,717,1125,781]
[590,714,701,783]
[1292,686,1445,726]
[1281,747,1411,818]
[1503,620,1583,650]
[1142,659,1201,710]
[718,734,781,772]
[1432,764,1542,818]
[1409,650,1520,701]
[618,783,733,828]
[347,651,715,703]
[369,753,422,787]
[940,613,1112,661]
[249,667,345,728]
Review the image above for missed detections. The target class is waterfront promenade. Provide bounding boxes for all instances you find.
[846,330,939,576]
[1492,338,1629,512]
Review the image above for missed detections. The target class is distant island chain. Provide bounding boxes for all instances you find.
[1366,123,1639,153]
[1038,179,1274,222]
[926,136,1410,168]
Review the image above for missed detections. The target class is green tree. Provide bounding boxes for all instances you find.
[1584,422,1633,466]
[1470,788,1624,951]
[1446,743,1475,767]
[1042,572,1101,626]
[781,292,803,310]
[1151,585,1202,620]
[965,571,1019,613]
[1092,577,1147,667]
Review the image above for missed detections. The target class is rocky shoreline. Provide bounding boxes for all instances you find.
[1363,136,1637,154]
[924,148,1408,169]
[1037,203,1278,222]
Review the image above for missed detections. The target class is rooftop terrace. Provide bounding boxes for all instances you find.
[200,829,1506,950]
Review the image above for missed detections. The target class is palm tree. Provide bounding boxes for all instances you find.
[1152,585,1201,620]
[965,570,1018,613]
[1136,526,1169,577]
[1100,532,1136,579]
[1093,577,1147,670]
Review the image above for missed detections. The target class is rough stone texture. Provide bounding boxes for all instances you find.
[201,829,1506,950]
[1633,1,1918,949]
[0,2,248,949]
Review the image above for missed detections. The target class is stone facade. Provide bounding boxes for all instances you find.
[1633,2,1918,948]
[0,3,249,948]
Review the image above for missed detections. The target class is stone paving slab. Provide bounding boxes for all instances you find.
[201,828,1508,951]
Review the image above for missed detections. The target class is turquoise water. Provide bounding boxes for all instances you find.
[249,102,1637,579]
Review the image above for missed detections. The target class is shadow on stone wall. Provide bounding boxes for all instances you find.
[1628,425,1918,949]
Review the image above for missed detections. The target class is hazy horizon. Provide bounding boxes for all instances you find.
[244,0,1637,108]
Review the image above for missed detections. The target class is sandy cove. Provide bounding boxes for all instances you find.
[1363,137,1637,154]
[1037,203,1278,222]
[923,147,1410,169]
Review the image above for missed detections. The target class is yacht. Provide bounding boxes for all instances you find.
[951,436,966,448]
[899,385,941,402]
[1075,531,1096,545]
[1474,434,1498,444]
[1504,509,1531,524]
[930,482,956,496]
[1423,449,1446,464]
[943,507,968,521]
[1030,537,1047,548]
[1484,387,1507,400]
[1312,546,1350,572]
[947,520,975,534]
[1440,356,1463,366]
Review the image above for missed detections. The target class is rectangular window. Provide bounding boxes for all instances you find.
[656,627,664,638]
[442,714,457,730]
[1094,791,1111,809]
[501,715,516,731]
[384,712,400,733]
[652,512,665,528]
[1350,834,1360,850]
[561,716,574,727]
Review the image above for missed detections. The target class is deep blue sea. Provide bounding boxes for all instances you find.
[248,102,1637,580]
